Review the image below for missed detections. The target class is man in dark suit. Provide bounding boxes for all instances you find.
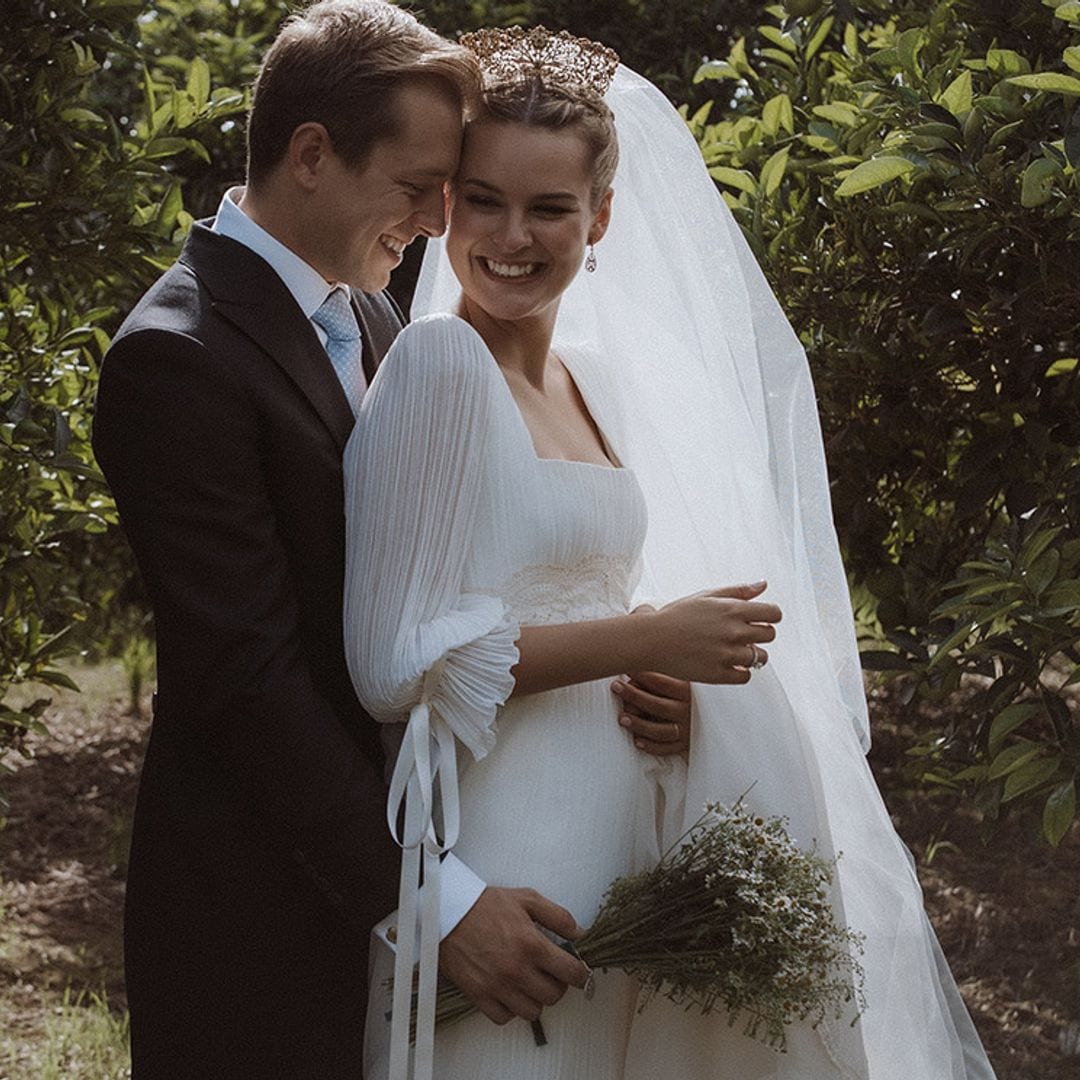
[92,3,589,1076]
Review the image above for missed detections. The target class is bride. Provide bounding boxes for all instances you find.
[344,26,996,1080]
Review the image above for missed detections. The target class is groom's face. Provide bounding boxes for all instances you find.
[317,80,464,291]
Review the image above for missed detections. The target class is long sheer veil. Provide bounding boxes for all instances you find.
[415,63,994,1080]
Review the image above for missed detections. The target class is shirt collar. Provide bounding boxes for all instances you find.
[211,186,347,318]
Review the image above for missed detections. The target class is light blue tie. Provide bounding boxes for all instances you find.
[312,289,364,416]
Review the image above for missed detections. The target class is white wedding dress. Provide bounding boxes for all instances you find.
[349,313,665,1078]
[344,312,995,1080]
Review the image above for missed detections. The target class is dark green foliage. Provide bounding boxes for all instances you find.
[2,0,1075,842]
[919,519,1079,845]
[692,0,1078,836]
[0,0,245,796]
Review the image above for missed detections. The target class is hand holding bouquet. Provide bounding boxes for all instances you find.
[400,801,865,1051]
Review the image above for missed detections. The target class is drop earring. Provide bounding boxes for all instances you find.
[585,244,597,273]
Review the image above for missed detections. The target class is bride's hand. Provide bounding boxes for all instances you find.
[647,581,780,684]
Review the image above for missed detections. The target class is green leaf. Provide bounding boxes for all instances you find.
[986,49,1029,76]
[760,26,797,54]
[812,102,860,127]
[1064,47,1080,74]
[729,37,752,76]
[709,167,758,195]
[760,147,790,197]
[60,107,106,125]
[806,16,835,62]
[1044,357,1078,377]
[938,71,973,117]
[1023,548,1061,596]
[186,57,211,111]
[898,28,924,76]
[762,94,795,136]
[843,22,860,58]
[695,60,740,83]
[988,701,1043,756]
[836,156,915,197]
[1020,527,1063,569]
[37,669,80,692]
[760,48,799,71]
[1041,581,1080,613]
[1003,756,1060,802]
[1044,780,1076,846]
[144,137,190,159]
[142,66,157,129]
[1021,158,1062,207]
[1008,73,1080,96]
[988,742,1042,780]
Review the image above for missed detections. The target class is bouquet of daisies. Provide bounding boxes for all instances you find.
[400,801,865,1051]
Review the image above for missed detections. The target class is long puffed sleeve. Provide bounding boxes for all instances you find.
[342,312,519,1080]
[344,312,518,752]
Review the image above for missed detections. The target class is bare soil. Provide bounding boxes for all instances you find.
[1,665,1078,1077]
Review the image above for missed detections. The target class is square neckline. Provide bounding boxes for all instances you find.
[457,317,628,472]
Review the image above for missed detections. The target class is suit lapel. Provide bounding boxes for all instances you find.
[352,286,405,386]
[352,297,379,387]
[180,224,355,451]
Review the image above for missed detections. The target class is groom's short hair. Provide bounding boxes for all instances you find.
[247,0,477,187]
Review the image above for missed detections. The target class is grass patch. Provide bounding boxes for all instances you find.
[1,988,131,1080]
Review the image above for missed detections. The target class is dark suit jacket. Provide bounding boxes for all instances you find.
[93,223,403,1079]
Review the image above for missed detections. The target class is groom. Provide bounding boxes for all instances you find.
[92,3,600,1077]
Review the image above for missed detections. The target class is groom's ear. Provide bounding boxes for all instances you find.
[588,188,614,246]
[287,122,335,191]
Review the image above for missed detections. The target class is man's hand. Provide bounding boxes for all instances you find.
[439,886,590,1025]
[613,671,692,756]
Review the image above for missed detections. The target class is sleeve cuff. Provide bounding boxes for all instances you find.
[370,853,486,951]
[437,853,486,940]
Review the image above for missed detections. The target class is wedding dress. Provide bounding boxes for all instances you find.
[348,313,665,1078]
[344,65,997,1080]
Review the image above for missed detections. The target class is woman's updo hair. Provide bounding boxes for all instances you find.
[462,28,620,209]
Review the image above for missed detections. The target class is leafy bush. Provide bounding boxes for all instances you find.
[923,520,1078,843]
[0,0,244,802]
[690,0,1079,837]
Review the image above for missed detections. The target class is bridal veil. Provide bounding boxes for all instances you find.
[415,65,996,1079]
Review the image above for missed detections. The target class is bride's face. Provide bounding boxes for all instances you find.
[446,120,611,324]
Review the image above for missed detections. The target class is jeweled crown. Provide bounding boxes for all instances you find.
[460,26,619,97]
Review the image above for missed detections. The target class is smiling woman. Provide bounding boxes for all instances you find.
[448,122,611,325]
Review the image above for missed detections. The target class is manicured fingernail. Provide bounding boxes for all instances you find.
[619,715,630,727]
[635,739,645,749]
[610,681,624,695]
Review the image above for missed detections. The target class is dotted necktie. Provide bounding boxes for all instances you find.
[312,289,364,416]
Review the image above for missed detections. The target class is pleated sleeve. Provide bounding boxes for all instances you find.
[343,312,519,761]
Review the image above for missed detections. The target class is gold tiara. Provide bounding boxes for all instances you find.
[460,26,619,97]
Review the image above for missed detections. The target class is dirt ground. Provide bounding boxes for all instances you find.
[1,664,1078,1077]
